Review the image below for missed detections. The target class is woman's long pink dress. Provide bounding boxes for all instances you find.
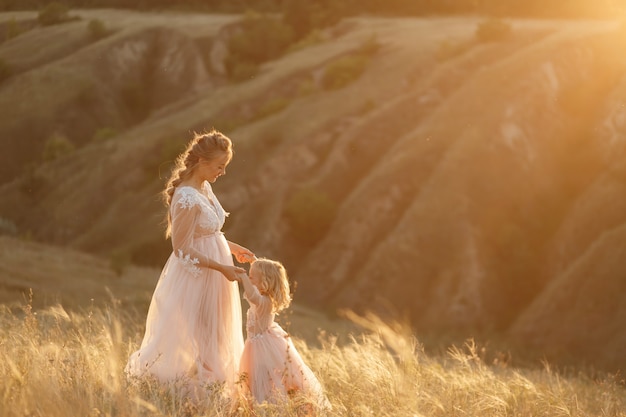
[239,285,330,408]
[126,181,244,393]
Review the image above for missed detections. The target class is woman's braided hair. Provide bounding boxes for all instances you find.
[162,129,232,237]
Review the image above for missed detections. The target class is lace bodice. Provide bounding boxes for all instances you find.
[170,181,229,276]
[174,182,228,232]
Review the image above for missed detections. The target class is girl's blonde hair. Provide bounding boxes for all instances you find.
[162,129,232,237]
[252,258,292,313]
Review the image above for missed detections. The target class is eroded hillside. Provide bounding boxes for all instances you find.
[1,11,625,368]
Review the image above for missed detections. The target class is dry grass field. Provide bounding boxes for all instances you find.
[1,299,625,417]
[1,236,625,416]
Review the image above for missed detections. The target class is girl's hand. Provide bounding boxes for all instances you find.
[229,241,256,263]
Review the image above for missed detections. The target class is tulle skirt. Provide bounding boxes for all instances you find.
[239,322,329,408]
[125,233,244,393]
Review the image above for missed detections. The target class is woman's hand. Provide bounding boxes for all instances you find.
[228,241,256,263]
[236,270,249,283]
[219,264,246,282]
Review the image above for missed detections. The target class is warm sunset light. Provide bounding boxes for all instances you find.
[1,1,625,416]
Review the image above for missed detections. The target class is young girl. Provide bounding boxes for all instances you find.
[236,258,330,410]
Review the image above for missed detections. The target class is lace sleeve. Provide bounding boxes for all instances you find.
[170,189,207,277]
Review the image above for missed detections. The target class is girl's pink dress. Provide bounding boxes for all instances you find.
[239,285,329,408]
[126,182,244,393]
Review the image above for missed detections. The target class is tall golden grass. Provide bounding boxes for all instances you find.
[1,298,625,417]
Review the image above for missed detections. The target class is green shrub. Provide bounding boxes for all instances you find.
[318,36,379,91]
[227,60,258,82]
[38,2,71,26]
[42,133,75,162]
[475,18,512,42]
[209,116,243,134]
[226,11,294,80]
[87,18,108,41]
[285,187,337,246]
[4,18,25,41]
[255,97,290,119]
[92,127,118,142]
[321,54,369,90]
[287,29,325,53]
[283,0,349,38]
[0,217,18,236]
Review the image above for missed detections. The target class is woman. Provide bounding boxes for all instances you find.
[126,129,255,395]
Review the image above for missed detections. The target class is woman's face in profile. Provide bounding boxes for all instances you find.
[200,152,231,183]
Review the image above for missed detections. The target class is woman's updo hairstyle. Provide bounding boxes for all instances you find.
[162,129,233,237]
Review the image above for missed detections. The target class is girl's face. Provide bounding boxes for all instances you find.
[199,152,231,183]
[249,264,264,292]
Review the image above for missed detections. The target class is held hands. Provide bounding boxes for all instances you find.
[230,242,256,264]
[220,265,246,283]
[235,270,249,283]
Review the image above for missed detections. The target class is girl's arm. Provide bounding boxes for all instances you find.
[237,271,263,305]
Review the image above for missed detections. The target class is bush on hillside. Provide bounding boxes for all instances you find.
[0,217,18,236]
[475,18,512,42]
[38,2,73,26]
[285,187,337,246]
[320,36,379,90]
[283,0,351,38]
[3,17,26,41]
[92,127,118,142]
[87,18,109,41]
[227,60,257,82]
[321,54,369,90]
[255,97,291,120]
[287,29,326,53]
[225,11,294,81]
[42,133,75,162]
